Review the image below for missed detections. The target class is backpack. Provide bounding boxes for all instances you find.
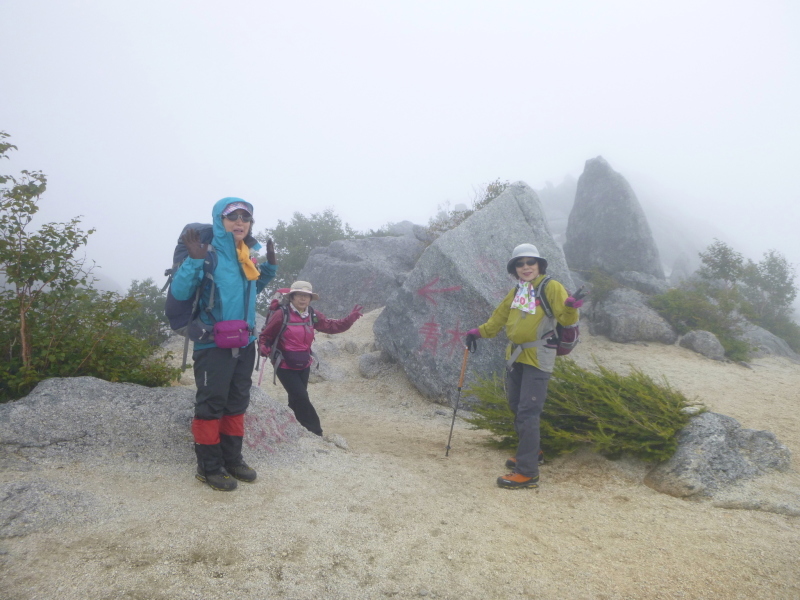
[162,223,218,368]
[535,276,580,356]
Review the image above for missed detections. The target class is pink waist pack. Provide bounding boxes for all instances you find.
[213,320,251,349]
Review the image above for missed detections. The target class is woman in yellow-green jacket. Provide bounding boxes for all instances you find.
[465,243,582,490]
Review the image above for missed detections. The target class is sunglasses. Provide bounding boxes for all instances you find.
[514,258,538,268]
[223,212,253,223]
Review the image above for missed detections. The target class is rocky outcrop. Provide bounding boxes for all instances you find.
[297,234,426,318]
[0,377,311,537]
[645,412,791,498]
[564,157,665,280]
[589,288,678,345]
[679,330,725,361]
[374,182,574,401]
[0,377,307,468]
[737,321,800,361]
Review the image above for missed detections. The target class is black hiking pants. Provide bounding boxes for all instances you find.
[192,342,256,420]
[276,367,323,436]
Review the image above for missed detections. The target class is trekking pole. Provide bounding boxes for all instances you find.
[445,345,471,457]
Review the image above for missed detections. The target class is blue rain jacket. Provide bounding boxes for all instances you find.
[171,197,277,350]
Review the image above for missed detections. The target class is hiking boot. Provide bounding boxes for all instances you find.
[497,472,539,489]
[196,468,238,491]
[505,450,545,470]
[226,462,257,483]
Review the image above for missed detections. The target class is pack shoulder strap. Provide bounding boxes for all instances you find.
[535,276,553,319]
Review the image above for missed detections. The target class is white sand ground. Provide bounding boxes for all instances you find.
[1,309,799,600]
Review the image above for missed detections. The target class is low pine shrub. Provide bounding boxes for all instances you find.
[465,359,702,463]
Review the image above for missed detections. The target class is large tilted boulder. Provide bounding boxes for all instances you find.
[374,182,574,401]
[297,234,425,318]
[564,157,665,280]
[645,412,791,498]
[589,287,678,344]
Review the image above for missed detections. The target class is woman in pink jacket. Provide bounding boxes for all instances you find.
[258,281,362,435]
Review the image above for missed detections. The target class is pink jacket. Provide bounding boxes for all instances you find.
[259,306,358,370]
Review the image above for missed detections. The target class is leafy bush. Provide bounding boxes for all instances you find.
[648,287,751,361]
[0,287,181,401]
[465,359,701,463]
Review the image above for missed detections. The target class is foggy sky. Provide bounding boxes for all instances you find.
[2,1,799,292]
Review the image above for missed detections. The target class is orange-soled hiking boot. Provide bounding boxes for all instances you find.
[497,472,540,489]
[505,450,544,470]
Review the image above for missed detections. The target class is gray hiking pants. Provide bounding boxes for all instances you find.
[506,362,551,478]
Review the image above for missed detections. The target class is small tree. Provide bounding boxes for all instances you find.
[255,208,359,292]
[0,132,95,369]
[0,133,180,400]
[697,239,744,288]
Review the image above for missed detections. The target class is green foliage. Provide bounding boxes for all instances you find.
[465,359,701,463]
[585,268,619,303]
[648,286,751,361]
[0,132,180,401]
[422,178,509,243]
[697,239,745,287]
[255,208,359,293]
[122,278,169,347]
[655,239,800,356]
[0,286,181,401]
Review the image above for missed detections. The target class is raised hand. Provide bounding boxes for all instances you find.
[266,239,276,265]
[182,228,208,260]
[564,296,584,309]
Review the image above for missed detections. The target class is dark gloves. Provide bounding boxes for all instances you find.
[266,239,276,265]
[465,328,481,352]
[182,228,208,260]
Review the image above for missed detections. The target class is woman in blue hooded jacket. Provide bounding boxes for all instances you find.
[171,198,277,491]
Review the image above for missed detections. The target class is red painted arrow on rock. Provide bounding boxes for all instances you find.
[417,276,462,305]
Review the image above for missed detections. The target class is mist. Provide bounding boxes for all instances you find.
[2,1,798,297]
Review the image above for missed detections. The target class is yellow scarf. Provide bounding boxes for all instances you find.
[236,241,260,281]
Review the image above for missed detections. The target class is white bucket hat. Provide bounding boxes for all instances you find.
[288,281,320,301]
[506,243,548,275]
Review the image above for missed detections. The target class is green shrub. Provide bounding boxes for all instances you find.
[0,288,181,402]
[585,268,619,303]
[465,359,702,463]
[648,287,751,361]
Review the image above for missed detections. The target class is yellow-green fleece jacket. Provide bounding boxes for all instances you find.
[478,275,579,373]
